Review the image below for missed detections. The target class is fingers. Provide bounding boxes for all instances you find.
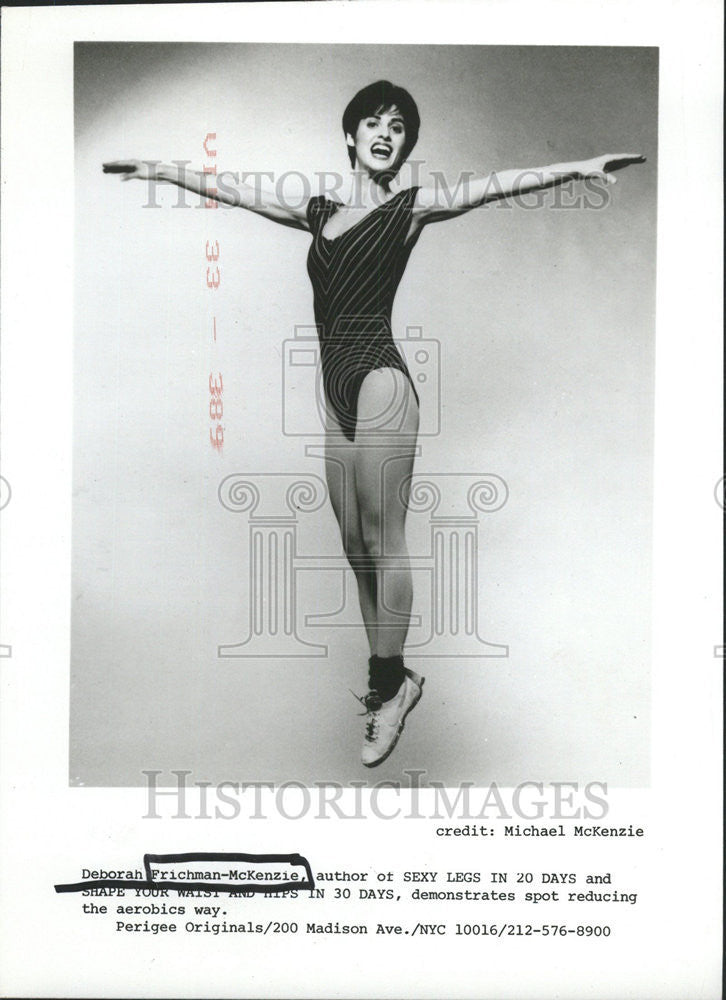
[606,153,647,172]
[102,161,139,175]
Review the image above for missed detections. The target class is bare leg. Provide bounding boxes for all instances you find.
[354,369,419,659]
[324,418,378,653]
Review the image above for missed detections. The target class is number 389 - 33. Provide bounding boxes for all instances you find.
[209,372,223,450]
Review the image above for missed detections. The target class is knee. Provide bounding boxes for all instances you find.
[360,514,382,559]
[384,528,408,557]
[342,529,367,562]
[362,522,409,561]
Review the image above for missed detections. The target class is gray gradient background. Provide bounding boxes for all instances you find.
[71,43,656,787]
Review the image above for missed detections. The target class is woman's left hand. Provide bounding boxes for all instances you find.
[580,153,647,184]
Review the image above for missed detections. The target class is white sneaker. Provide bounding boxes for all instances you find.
[357,669,424,768]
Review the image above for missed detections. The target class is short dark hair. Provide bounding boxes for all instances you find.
[342,80,420,168]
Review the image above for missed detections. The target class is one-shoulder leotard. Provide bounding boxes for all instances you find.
[306,186,421,441]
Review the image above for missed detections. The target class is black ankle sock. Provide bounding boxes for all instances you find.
[368,654,406,702]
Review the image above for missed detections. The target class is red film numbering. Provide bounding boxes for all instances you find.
[203,133,224,451]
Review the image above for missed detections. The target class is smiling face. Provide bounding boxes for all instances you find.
[346,105,407,176]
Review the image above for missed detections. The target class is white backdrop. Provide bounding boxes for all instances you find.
[71,43,657,786]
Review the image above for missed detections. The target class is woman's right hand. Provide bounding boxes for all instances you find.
[102,159,157,181]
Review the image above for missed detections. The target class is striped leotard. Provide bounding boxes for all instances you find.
[306,186,421,441]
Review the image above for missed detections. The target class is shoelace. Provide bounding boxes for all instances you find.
[350,689,383,714]
[365,714,380,743]
[350,689,384,743]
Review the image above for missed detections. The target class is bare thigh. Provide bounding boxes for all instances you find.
[324,410,364,556]
[354,369,419,551]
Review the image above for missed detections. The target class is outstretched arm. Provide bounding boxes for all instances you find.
[102,160,309,230]
[414,153,646,223]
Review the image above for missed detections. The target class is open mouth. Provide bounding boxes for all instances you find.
[371,144,392,159]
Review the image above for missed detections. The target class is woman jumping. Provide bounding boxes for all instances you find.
[104,79,644,768]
